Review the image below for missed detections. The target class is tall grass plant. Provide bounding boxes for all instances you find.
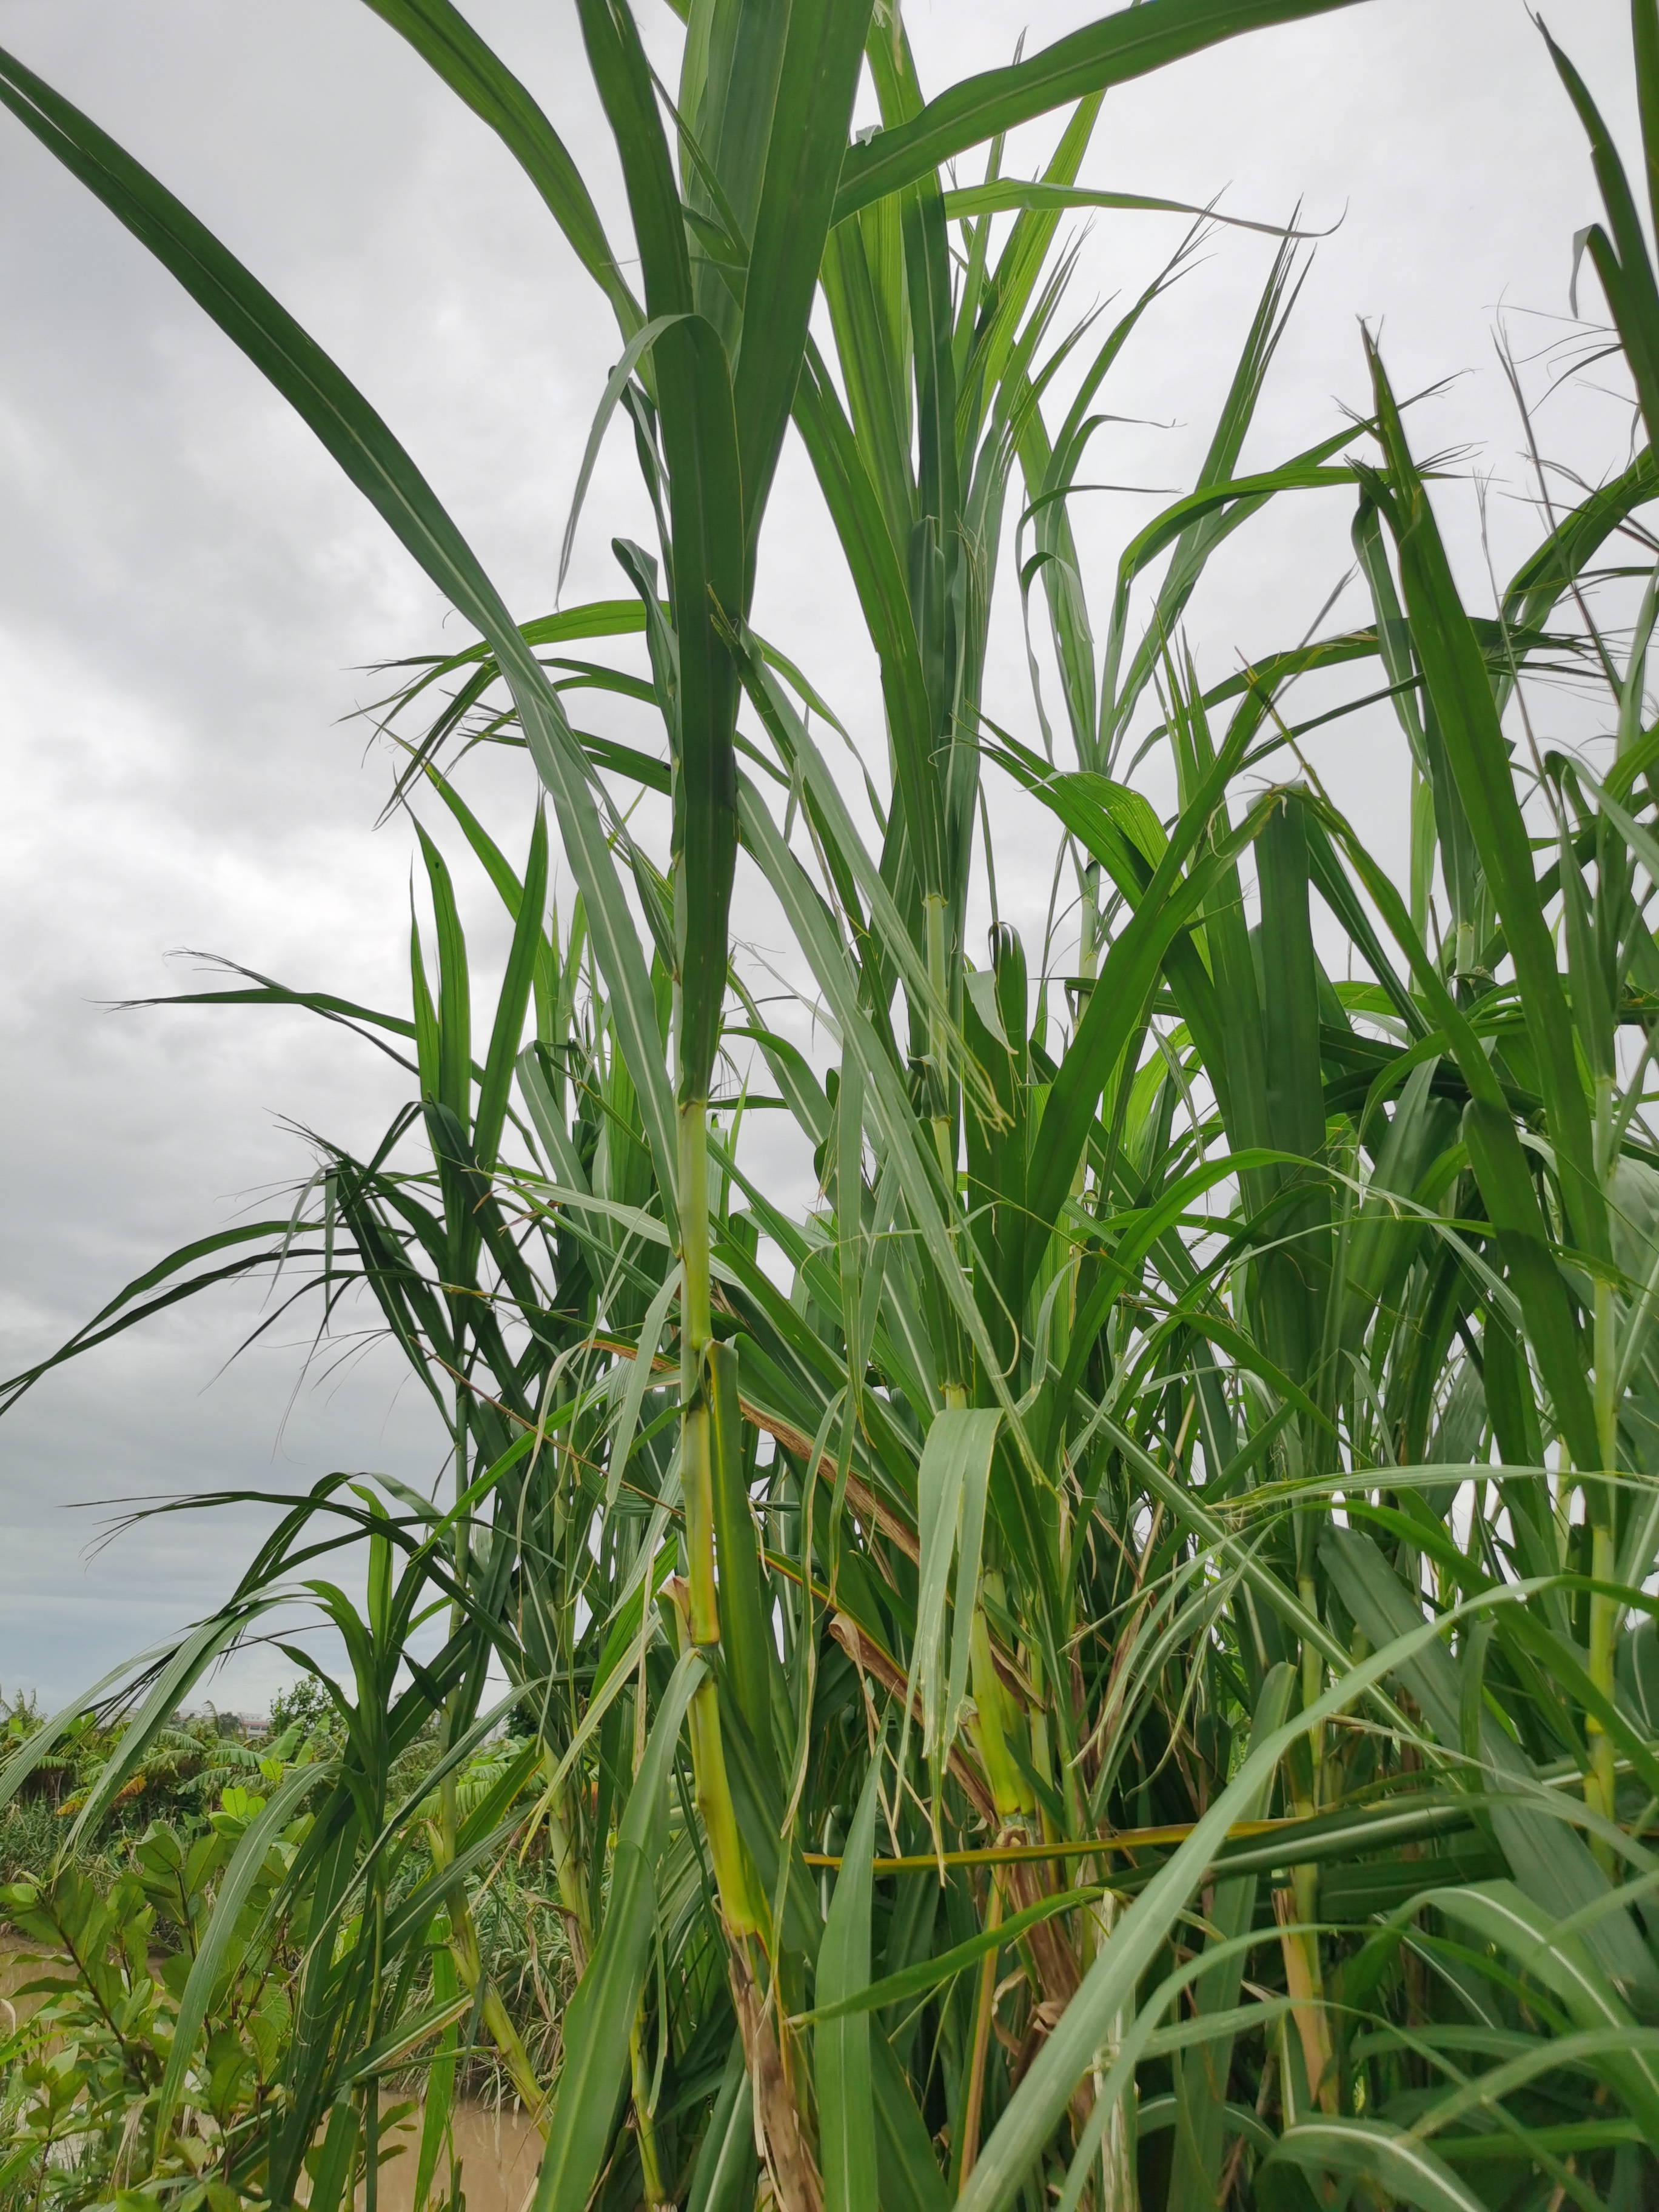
[4,2,1659,2207]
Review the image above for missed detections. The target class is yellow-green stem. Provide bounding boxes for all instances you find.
[1275,1886,1335,2116]
[431,1809,548,2131]
[924,892,954,1187]
[1594,1069,1617,1188]
[538,1752,592,1976]
[1594,1270,1618,1475]
[1290,1574,1330,2108]
[677,1098,760,1936]
[956,1869,1003,2188]
[1089,1886,1134,2211]
[1588,1521,1619,1868]
[629,1999,669,2211]
[1298,1575,1324,1795]
[1588,1261,1620,1867]
[1079,861,1101,984]
[925,899,970,1401]
[970,1603,1031,1825]
[1409,766,1433,947]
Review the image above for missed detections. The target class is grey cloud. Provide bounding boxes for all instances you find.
[0,0,1638,1704]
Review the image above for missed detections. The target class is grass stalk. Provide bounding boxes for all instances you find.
[432,1826,549,2131]
[677,1097,759,1939]
[628,1997,669,2212]
[956,1868,1004,2188]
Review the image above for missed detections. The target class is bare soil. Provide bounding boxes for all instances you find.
[372,2103,542,2212]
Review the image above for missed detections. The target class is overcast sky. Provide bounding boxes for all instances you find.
[0,0,1641,1711]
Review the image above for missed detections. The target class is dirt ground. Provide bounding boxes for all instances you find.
[372,2103,543,2212]
[1,1934,52,2031]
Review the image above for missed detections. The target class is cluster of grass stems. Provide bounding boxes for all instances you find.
[5,1,1659,2208]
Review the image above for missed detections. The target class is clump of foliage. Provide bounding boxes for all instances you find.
[1,1802,313,2212]
[0,1795,62,1885]
[264,1680,341,1753]
[0,1718,566,2212]
[0,1697,277,1883]
[4,1,1659,2210]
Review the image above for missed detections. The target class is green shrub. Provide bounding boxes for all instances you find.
[0,1797,60,1885]
[0,1806,312,2212]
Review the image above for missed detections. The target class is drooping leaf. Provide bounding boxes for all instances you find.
[834,0,1367,221]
